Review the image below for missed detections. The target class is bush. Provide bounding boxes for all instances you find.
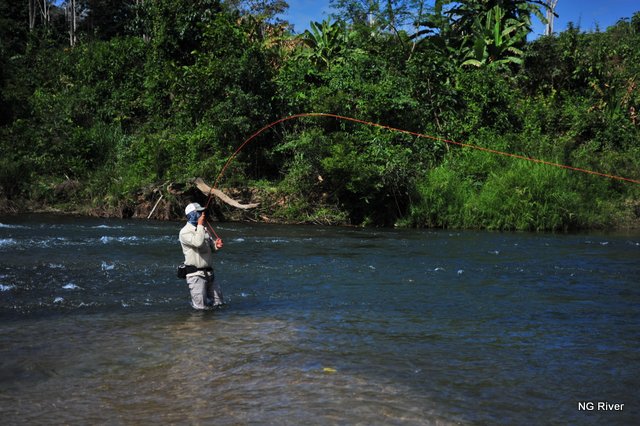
[0,155,30,199]
[408,166,473,228]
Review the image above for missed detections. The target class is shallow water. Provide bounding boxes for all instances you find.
[1,214,639,425]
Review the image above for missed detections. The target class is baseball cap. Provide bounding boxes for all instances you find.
[185,202,206,216]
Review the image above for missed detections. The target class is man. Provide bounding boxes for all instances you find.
[179,202,224,310]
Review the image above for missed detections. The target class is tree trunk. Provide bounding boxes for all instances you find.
[40,0,51,28]
[28,0,36,31]
[67,0,77,47]
[545,0,558,36]
[386,0,395,29]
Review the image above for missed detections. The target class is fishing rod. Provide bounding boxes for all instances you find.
[203,112,640,235]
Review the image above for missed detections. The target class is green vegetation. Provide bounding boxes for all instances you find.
[1,0,639,230]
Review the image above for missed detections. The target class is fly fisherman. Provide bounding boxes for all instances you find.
[179,202,224,310]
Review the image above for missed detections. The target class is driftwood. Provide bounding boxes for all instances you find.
[193,178,259,210]
[147,193,163,219]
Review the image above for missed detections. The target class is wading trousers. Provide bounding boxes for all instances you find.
[186,272,223,310]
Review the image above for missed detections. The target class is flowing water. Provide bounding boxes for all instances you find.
[1,214,639,425]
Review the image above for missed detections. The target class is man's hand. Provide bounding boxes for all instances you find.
[215,238,224,249]
[197,212,206,226]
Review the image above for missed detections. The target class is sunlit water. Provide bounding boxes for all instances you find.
[1,214,639,425]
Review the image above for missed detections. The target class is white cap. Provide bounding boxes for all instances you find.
[185,202,206,216]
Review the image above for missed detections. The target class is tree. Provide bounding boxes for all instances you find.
[330,0,380,26]
[142,0,225,118]
[299,19,348,70]
[29,0,53,32]
[544,0,558,36]
[459,4,528,67]
[330,0,436,58]
[24,0,69,45]
[330,0,431,33]
[77,0,140,40]
[223,0,290,48]
[225,0,289,24]
[65,0,78,46]
[29,0,37,31]
[1,1,29,55]
[412,0,548,68]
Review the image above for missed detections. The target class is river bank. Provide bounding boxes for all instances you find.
[1,177,640,230]
[0,179,348,226]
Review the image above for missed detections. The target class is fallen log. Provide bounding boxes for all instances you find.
[193,178,259,210]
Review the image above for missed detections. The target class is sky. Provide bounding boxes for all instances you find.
[279,0,640,37]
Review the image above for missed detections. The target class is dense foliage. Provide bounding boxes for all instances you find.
[1,0,639,230]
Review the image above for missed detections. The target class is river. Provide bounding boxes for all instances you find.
[1,214,638,425]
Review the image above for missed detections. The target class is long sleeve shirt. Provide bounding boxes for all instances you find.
[179,223,215,271]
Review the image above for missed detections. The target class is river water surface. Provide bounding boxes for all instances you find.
[1,214,639,425]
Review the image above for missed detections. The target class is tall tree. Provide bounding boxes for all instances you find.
[66,0,77,46]
[28,0,54,32]
[29,0,37,31]
[79,0,140,40]
[544,0,558,35]
[225,0,289,23]
[330,0,433,56]
[143,0,226,117]
[330,0,422,31]
[223,0,289,45]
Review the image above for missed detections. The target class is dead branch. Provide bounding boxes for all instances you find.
[193,178,259,210]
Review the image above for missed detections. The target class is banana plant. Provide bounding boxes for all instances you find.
[460,4,527,68]
[412,1,549,68]
[300,19,348,69]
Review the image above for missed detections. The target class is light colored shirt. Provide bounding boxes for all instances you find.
[179,223,215,273]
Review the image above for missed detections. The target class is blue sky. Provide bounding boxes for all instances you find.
[280,0,640,37]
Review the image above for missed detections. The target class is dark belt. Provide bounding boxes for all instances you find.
[185,265,212,274]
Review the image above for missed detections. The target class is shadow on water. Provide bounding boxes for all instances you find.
[1,214,639,425]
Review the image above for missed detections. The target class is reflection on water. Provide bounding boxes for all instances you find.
[1,214,639,425]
